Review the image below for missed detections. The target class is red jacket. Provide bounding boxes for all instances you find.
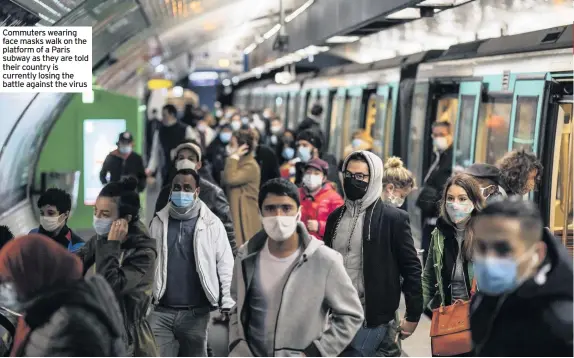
[299,183,344,240]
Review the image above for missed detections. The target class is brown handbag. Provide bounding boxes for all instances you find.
[429,279,477,356]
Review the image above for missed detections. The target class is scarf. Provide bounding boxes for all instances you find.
[168,198,201,221]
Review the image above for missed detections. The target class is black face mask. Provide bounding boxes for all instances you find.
[344,177,369,201]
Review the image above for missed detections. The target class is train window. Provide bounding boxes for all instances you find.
[383,92,395,161]
[287,93,298,129]
[550,102,573,254]
[454,95,476,169]
[371,95,385,157]
[474,96,512,164]
[512,96,539,152]
[435,98,458,125]
[328,95,345,157]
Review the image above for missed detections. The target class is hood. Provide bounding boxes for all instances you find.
[342,150,383,211]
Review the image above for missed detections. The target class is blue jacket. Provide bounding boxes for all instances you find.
[29,226,85,252]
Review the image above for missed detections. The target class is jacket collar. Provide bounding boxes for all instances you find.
[156,200,212,225]
[242,222,322,259]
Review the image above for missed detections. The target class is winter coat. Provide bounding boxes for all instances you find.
[205,137,228,186]
[100,150,147,192]
[298,183,344,240]
[222,154,261,246]
[77,221,158,357]
[416,146,453,219]
[29,225,85,253]
[254,145,280,188]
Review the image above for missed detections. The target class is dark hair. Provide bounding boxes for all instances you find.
[98,177,140,223]
[439,173,485,260]
[310,104,323,116]
[174,168,200,187]
[0,225,14,250]
[259,178,300,209]
[496,149,543,195]
[432,121,451,131]
[38,188,72,214]
[234,129,255,154]
[474,197,543,245]
[345,152,368,169]
[163,104,178,117]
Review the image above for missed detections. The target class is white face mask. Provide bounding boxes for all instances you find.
[261,211,300,242]
[176,159,196,171]
[387,192,405,208]
[433,137,449,151]
[40,214,65,232]
[303,174,323,191]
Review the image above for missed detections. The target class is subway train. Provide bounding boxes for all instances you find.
[233,24,574,254]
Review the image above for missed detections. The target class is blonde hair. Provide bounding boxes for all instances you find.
[382,157,416,189]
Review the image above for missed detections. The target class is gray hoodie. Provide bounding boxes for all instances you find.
[333,151,383,305]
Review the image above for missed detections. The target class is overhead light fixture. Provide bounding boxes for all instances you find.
[285,0,315,22]
[222,79,231,86]
[172,86,184,97]
[326,35,360,44]
[155,64,165,73]
[189,72,220,81]
[232,77,239,84]
[243,43,257,55]
[416,0,473,6]
[263,24,281,40]
[386,7,421,20]
[218,58,230,68]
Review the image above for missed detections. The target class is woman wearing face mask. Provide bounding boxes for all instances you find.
[77,177,158,357]
[496,149,542,197]
[381,157,416,209]
[0,234,127,356]
[206,124,234,186]
[422,174,484,349]
[298,159,344,241]
[279,130,298,182]
[100,131,147,193]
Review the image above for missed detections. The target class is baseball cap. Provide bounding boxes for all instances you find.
[171,142,202,162]
[305,158,329,175]
[117,131,133,144]
[465,163,501,184]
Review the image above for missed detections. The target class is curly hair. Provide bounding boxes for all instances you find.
[496,149,543,195]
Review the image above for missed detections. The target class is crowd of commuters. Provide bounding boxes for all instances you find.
[0,98,570,358]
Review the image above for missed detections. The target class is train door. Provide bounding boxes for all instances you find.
[344,87,364,151]
[318,89,331,135]
[473,94,513,164]
[324,89,337,147]
[287,91,298,129]
[452,80,484,170]
[328,88,347,160]
[361,87,377,133]
[371,85,390,159]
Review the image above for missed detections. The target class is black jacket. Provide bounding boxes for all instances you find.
[416,146,453,219]
[296,116,323,136]
[17,275,126,357]
[100,150,147,193]
[255,145,280,187]
[470,229,573,356]
[77,222,158,356]
[323,199,423,326]
[205,137,228,186]
[155,178,238,256]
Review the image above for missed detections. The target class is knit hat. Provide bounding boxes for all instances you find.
[296,129,323,151]
[171,142,202,162]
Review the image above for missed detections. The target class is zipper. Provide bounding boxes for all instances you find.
[193,219,217,303]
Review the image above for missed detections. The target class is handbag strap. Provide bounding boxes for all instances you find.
[470,278,477,296]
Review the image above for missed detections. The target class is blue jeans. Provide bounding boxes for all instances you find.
[342,323,389,357]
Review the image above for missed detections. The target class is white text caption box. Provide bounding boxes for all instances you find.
[0,26,92,93]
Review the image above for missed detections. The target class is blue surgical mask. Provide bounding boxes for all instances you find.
[352,139,363,149]
[446,201,474,223]
[282,147,295,160]
[220,132,232,143]
[93,216,113,236]
[474,249,538,295]
[298,146,312,163]
[119,145,132,155]
[171,191,195,208]
[231,121,241,131]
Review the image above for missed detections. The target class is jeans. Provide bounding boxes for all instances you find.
[376,317,401,357]
[342,323,389,357]
[148,306,211,357]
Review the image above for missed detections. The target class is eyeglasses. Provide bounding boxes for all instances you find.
[344,171,370,181]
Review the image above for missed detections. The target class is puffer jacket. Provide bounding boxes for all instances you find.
[77,221,158,357]
[299,183,344,240]
[155,178,237,256]
[15,275,126,357]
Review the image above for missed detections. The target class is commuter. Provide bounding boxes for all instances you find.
[267,117,283,148]
[230,114,243,132]
[228,178,363,357]
[464,163,507,204]
[29,188,85,252]
[294,129,341,192]
[222,129,261,246]
[339,130,375,173]
[252,128,281,188]
[470,199,573,356]
[154,141,237,256]
[0,235,126,356]
[100,131,147,192]
[194,116,216,152]
[0,226,15,357]
[296,103,324,135]
[146,104,197,185]
[416,121,454,265]
[251,112,267,139]
[205,124,233,186]
[298,158,344,241]
[77,177,158,356]
[323,151,423,356]
[146,108,161,160]
[278,129,296,164]
[496,149,543,196]
[279,131,298,183]
[148,169,234,357]
[381,157,416,208]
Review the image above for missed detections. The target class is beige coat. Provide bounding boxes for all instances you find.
[223,154,261,246]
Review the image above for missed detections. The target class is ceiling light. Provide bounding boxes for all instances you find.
[155,64,165,73]
[172,86,184,97]
[263,24,281,40]
[232,77,239,84]
[222,79,231,86]
[33,0,61,17]
[386,8,421,19]
[243,43,257,55]
[285,0,315,22]
[416,0,473,6]
[218,59,231,68]
[326,35,360,44]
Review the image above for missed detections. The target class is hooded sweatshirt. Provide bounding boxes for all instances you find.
[333,151,383,304]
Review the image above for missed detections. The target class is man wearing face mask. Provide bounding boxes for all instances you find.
[149,169,235,357]
[154,141,237,256]
[464,163,507,204]
[228,178,363,357]
[323,151,423,357]
[416,121,454,265]
[298,159,344,241]
[100,132,147,193]
[206,124,234,186]
[470,199,573,356]
[30,188,85,252]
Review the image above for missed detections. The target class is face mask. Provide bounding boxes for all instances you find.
[40,214,64,232]
[446,201,474,224]
[352,139,364,149]
[386,192,405,208]
[230,121,241,131]
[119,145,132,155]
[271,126,282,135]
[215,109,223,118]
[303,174,323,191]
[197,123,207,132]
[474,247,539,296]
[93,216,113,236]
[176,159,196,171]
[282,147,295,160]
[241,117,250,125]
[261,212,300,242]
[433,137,449,151]
[220,132,232,143]
[297,146,312,163]
[270,135,278,145]
[344,177,369,201]
[171,191,195,208]
[480,185,496,199]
